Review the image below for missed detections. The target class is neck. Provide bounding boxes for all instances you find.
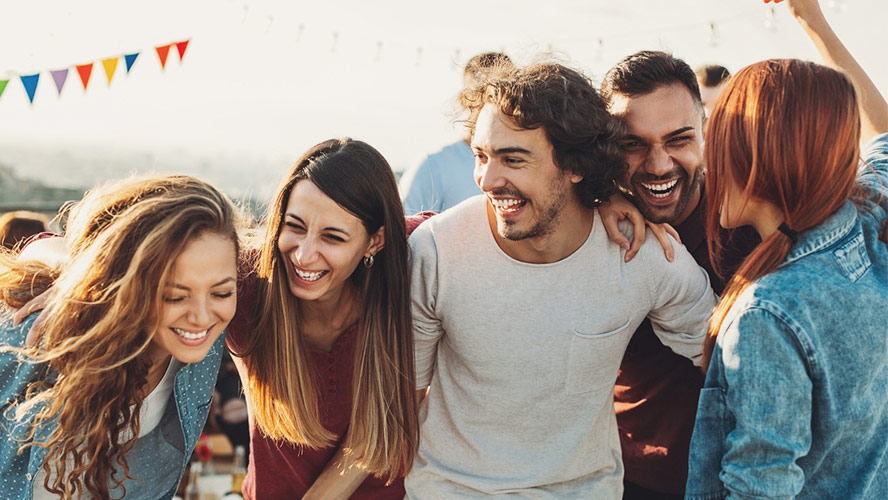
[673,183,703,226]
[750,202,785,240]
[299,284,360,350]
[142,351,172,400]
[488,201,594,264]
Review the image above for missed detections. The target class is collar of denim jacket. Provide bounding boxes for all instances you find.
[778,200,857,269]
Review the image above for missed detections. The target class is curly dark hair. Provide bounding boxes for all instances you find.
[460,61,625,208]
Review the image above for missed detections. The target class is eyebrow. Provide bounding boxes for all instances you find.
[168,277,236,290]
[472,145,533,156]
[285,213,351,236]
[623,126,696,143]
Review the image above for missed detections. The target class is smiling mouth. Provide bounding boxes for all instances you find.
[489,197,526,214]
[294,266,328,282]
[638,178,680,199]
[173,328,209,341]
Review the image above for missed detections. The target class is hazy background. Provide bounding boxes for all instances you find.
[1,0,884,204]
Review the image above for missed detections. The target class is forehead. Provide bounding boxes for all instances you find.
[472,103,553,154]
[284,180,364,229]
[169,232,237,282]
[609,84,703,138]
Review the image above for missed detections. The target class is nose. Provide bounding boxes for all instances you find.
[645,144,674,177]
[293,235,318,266]
[188,297,212,326]
[475,159,505,193]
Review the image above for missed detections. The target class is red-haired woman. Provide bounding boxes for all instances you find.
[686,1,888,499]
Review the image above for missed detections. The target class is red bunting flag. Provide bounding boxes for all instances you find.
[156,44,172,69]
[175,40,190,61]
[76,63,94,90]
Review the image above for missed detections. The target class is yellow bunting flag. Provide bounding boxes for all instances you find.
[102,57,118,85]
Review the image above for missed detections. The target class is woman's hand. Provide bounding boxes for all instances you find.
[12,288,53,347]
[599,193,680,262]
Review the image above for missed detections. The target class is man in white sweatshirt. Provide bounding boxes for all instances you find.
[406,61,716,499]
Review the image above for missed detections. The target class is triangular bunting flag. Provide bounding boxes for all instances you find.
[20,74,39,104]
[0,80,8,101]
[76,63,93,91]
[156,44,172,69]
[102,57,118,85]
[175,40,189,61]
[51,69,68,96]
[124,52,139,73]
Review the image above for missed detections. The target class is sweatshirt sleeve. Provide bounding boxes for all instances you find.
[408,223,444,389]
[638,230,717,366]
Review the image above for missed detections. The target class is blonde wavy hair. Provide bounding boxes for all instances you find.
[0,174,240,499]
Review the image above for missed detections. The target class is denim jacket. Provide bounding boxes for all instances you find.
[685,134,888,500]
[0,314,224,500]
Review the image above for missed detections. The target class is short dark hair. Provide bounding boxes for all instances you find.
[601,50,703,111]
[695,64,731,88]
[460,61,624,208]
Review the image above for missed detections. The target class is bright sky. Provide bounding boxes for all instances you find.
[1,0,884,198]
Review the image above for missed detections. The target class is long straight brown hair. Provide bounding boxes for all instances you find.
[242,138,418,481]
[704,59,861,369]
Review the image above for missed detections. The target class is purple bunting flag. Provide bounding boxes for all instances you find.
[51,69,69,96]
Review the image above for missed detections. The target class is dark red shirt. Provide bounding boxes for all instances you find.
[614,194,759,494]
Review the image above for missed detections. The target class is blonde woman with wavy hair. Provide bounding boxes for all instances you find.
[0,175,241,500]
[227,138,421,499]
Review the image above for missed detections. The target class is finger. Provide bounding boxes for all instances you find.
[25,308,50,347]
[601,209,631,251]
[664,223,681,245]
[648,224,675,263]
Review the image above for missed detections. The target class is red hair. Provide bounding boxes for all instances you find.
[703,59,860,369]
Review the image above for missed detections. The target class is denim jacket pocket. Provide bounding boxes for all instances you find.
[565,319,631,395]
[686,387,730,500]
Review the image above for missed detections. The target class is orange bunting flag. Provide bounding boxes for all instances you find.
[102,57,118,85]
[156,44,172,69]
[76,63,94,91]
[175,40,189,62]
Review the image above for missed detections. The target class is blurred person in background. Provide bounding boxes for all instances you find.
[0,211,48,250]
[694,64,731,116]
[399,52,513,215]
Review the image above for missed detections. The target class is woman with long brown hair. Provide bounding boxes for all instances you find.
[686,1,888,498]
[0,175,241,499]
[227,138,420,499]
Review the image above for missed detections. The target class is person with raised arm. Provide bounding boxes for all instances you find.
[685,1,888,498]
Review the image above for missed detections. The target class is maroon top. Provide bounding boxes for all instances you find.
[227,214,432,499]
[614,193,759,494]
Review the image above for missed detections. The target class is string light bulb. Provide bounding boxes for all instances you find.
[705,22,719,47]
[764,6,778,32]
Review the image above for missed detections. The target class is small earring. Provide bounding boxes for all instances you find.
[363,254,375,268]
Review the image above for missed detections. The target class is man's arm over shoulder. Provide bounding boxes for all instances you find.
[637,230,717,366]
[409,222,444,389]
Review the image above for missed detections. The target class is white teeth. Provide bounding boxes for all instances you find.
[640,179,679,198]
[295,267,325,281]
[490,198,524,211]
[173,328,208,340]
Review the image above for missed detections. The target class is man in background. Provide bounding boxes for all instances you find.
[399,52,512,215]
[694,64,731,115]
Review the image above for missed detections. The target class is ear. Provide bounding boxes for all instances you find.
[365,226,385,257]
[569,172,584,184]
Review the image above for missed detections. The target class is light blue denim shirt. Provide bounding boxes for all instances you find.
[0,314,224,500]
[685,133,888,500]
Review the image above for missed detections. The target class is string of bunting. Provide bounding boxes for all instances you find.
[0,39,190,105]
